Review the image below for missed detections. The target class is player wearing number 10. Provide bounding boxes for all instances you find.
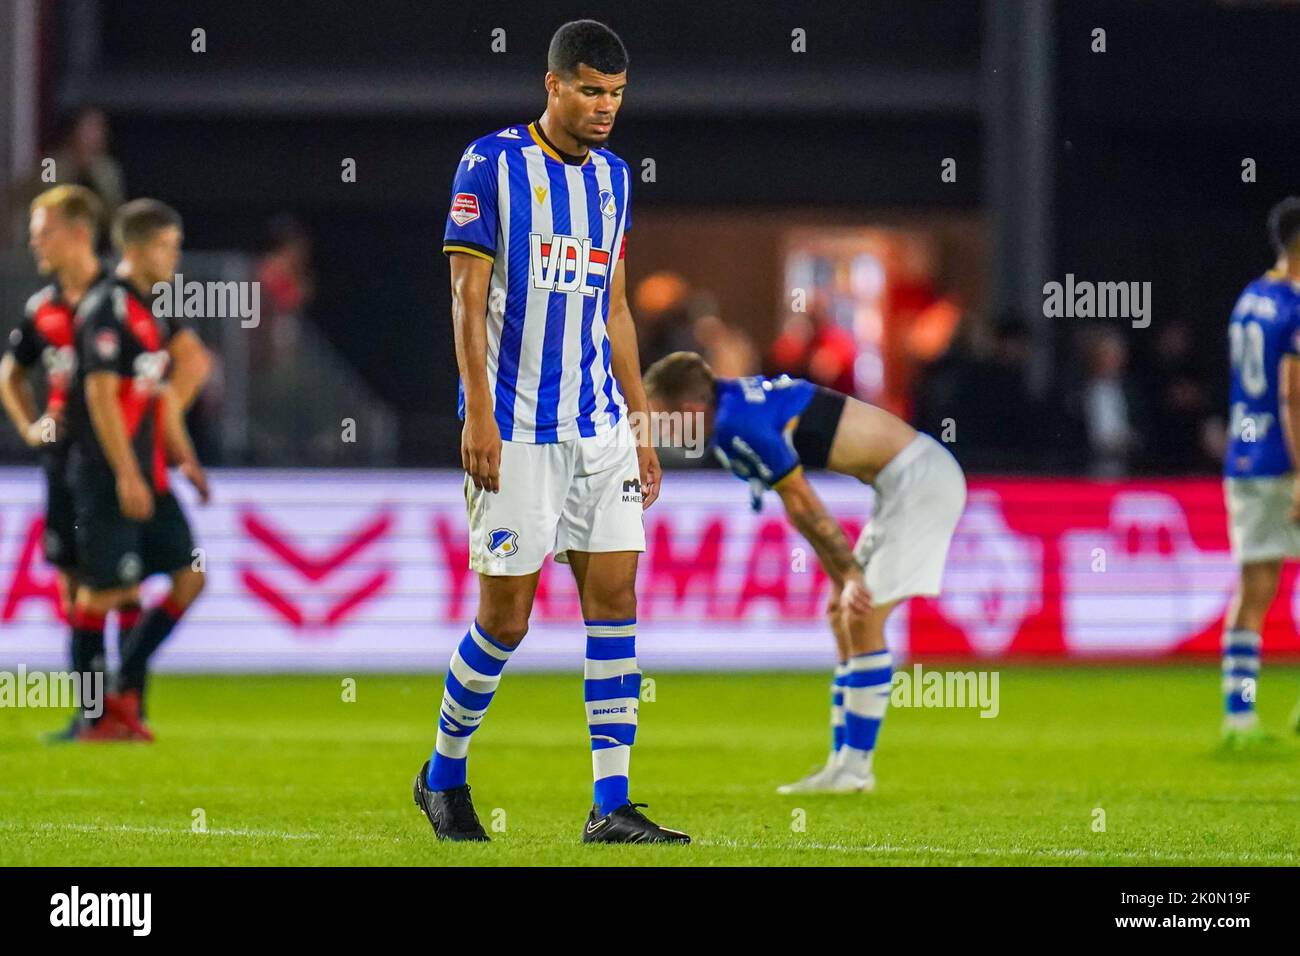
[1221,196,1300,746]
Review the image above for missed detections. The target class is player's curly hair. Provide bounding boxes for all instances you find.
[1267,196,1300,257]
[547,20,628,78]
[643,351,716,407]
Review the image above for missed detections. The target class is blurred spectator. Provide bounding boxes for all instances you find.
[1144,319,1218,473]
[254,215,316,369]
[633,270,699,367]
[11,108,125,237]
[914,312,1049,472]
[693,312,758,378]
[1074,327,1143,478]
[766,293,856,393]
[249,215,323,463]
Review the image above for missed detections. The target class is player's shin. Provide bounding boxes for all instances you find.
[584,619,640,815]
[841,650,893,780]
[831,662,849,760]
[426,620,515,791]
[1221,628,1261,729]
[70,606,107,694]
[117,595,187,698]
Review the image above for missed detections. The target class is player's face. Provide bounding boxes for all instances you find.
[551,64,627,147]
[133,225,183,287]
[28,207,84,275]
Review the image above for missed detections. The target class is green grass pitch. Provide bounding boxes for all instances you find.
[2,666,1299,866]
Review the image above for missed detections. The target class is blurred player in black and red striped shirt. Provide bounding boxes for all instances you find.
[0,185,137,740]
[66,198,212,741]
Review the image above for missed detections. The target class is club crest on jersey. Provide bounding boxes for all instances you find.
[529,234,611,296]
[450,193,480,227]
[94,329,119,361]
[598,189,617,219]
[487,528,519,558]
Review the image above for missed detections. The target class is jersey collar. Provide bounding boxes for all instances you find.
[51,263,109,305]
[528,120,591,166]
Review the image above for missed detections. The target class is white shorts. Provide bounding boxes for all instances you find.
[466,416,647,575]
[852,433,967,606]
[1224,475,1300,563]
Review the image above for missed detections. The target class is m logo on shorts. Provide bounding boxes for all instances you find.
[621,477,642,503]
[118,552,143,583]
[487,528,519,558]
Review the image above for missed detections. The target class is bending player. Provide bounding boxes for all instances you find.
[644,352,967,793]
[66,198,211,741]
[1221,196,1300,746]
[415,20,688,844]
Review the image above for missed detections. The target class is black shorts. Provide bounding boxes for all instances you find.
[73,470,196,590]
[42,465,78,571]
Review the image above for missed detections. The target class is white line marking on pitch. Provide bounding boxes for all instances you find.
[2,821,322,841]
[696,838,1297,865]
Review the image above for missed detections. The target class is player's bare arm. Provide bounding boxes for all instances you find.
[605,260,660,509]
[449,252,500,494]
[85,370,153,521]
[165,328,212,411]
[1280,354,1300,521]
[161,384,209,503]
[774,468,871,614]
[0,353,48,447]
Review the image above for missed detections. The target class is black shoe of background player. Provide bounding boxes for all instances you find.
[413,760,489,842]
[42,713,84,744]
[583,802,691,844]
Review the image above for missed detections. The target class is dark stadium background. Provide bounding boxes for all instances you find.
[5,0,1297,469]
[4,0,1300,880]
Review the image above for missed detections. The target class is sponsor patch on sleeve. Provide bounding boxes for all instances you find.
[450,193,481,227]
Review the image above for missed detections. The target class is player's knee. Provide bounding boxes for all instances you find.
[582,587,636,624]
[474,604,530,647]
[1239,572,1278,611]
[78,587,127,615]
[172,568,206,607]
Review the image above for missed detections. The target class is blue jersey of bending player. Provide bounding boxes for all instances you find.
[711,375,831,508]
[1225,271,1300,478]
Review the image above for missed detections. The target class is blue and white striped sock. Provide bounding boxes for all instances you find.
[1222,628,1261,729]
[841,650,892,778]
[426,620,515,791]
[584,618,641,815]
[830,662,849,757]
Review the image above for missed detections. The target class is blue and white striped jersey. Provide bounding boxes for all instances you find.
[1225,271,1300,478]
[443,121,631,443]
